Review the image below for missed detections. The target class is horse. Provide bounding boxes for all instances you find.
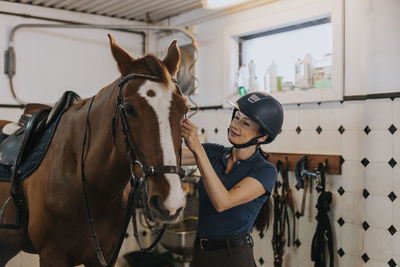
[0,34,188,267]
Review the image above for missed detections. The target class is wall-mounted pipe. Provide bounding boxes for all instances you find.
[4,23,198,105]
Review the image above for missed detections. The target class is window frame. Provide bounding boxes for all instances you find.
[222,0,344,105]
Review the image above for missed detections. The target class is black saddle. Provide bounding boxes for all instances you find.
[0,91,79,229]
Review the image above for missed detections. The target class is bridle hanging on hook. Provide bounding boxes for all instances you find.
[81,73,186,267]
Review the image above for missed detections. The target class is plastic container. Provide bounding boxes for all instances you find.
[294,58,301,87]
[297,53,313,89]
[265,61,278,93]
[237,64,249,95]
[312,53,332,88]
[248,60,256,91]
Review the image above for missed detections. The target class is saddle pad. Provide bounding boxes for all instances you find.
[0,91,80,182]
[0,115,62,182]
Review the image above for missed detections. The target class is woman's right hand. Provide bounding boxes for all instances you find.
[181,118,202,154]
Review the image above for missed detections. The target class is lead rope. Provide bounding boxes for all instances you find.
[81,96,135,267]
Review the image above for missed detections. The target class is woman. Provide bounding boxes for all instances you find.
[181,91,284,267]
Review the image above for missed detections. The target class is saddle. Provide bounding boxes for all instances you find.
[0,91,79,229]
[0,103,51,136]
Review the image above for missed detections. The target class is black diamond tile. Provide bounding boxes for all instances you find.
[295,211,302,219]
[339,156,345,166]
[338,125,345,134]
[337,217,345,227]
[389,192,397,202]
[363,189,370,199]
[362,221,369,231]
[276,181,282,188]
[362,253,369,263]
[259,232,264,239]
[364,126,371,135]
[295,239,301,247]
[337,248,345,257]
[389,158,397,168]
[296,126,302,134]
[259,257,264,265]
[361,158,370,167]
[337,186,345,196]
[389,124,397,135]
[388,259,397,267]
[201,128,205,134]
[316,126,323,134]
[214,128,218,134]
[125,232,129,239]
[388,225,397,236]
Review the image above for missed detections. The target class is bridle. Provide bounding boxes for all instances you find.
[81,73,186,267]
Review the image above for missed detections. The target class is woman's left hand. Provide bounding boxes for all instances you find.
[181,119,202,154]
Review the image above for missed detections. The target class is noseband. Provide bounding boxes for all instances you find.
[81,73,186,267]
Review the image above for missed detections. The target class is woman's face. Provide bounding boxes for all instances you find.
[228,111,264,144]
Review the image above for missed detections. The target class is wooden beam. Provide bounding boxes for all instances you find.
[266,152,342,175]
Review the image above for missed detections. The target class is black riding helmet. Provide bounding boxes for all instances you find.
[227,91,284,148]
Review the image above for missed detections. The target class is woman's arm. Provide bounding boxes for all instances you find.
[181,119,267,212]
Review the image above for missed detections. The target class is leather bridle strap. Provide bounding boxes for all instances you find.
[114,73,185,179]
[81,95,131,267]
[115,73,185,253]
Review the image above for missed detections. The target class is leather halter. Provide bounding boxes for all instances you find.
[81,73,186,267]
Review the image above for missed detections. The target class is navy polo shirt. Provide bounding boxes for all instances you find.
[197,143,277,239]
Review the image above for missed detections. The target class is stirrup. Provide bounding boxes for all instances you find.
[0,195,21,229]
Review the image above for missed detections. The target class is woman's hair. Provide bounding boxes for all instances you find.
[253,145,274,234]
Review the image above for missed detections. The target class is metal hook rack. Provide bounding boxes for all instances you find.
[266,152,342,175]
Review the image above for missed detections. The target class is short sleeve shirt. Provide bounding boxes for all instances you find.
[197,143,277,239]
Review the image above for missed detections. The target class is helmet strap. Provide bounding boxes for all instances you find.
[227,128,266,148]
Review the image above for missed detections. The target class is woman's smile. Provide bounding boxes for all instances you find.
[229,129,240,137]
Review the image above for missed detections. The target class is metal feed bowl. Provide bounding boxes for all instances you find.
[160,217,198,257]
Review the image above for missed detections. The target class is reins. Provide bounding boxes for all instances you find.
[81,73,186,267]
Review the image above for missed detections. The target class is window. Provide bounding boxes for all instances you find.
[221,0,344,105]
[240,17,332,93]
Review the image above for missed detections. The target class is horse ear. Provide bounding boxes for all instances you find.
[162,40,181,77]
[108,34,134,75]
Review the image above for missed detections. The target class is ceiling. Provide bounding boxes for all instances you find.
[2,0,204,23]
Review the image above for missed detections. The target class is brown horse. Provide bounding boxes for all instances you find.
[0,34,188,266]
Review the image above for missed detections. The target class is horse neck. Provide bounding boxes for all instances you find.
[79,80,131,200]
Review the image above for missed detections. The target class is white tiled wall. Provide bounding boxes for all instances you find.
[185,97,400,267]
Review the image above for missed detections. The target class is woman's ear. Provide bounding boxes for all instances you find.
[257,135,268,143]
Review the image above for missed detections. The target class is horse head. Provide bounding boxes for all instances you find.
[108,35,188,223]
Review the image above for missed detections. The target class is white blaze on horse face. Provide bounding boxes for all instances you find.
[138,80,186,216]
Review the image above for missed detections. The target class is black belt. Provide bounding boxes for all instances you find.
[195,235,253,250]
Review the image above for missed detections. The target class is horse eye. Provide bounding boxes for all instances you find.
[125,104,137,116]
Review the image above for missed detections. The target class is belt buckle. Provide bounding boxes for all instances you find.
[199,238,208,250]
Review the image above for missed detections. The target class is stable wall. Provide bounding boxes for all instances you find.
[0,1,144,121]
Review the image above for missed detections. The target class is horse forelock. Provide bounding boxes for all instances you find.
[142,55,171,87]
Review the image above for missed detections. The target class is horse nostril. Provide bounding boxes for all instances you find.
[149,196,168,216]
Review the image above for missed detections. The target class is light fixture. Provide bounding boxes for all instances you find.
[201,0,252,9]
